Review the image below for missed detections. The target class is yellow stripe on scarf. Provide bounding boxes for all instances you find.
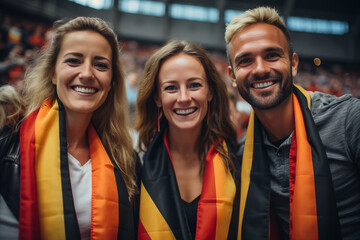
[237,111,255,240]
[35,99,66,239]
[213,152,236,239]
[139,183,175,239]
[294,84,310,108]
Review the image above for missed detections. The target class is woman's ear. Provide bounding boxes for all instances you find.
[208,87,214,102]
[154,93,162,108]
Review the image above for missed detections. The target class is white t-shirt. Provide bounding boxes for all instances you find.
[0,153,92,240]
[68,153,92,240]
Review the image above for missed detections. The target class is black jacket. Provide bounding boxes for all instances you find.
[0,126,20,219]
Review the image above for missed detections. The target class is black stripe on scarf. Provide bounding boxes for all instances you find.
[58,98,81,239]
[242,115,271,239]
[227,140,241,240]
[142,124,192,240]
[293,87,341,240]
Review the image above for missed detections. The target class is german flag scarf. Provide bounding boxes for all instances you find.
[238,84,341,239]
[18,98,132,240]
[138,126,240,239]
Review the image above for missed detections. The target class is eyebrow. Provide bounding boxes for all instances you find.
[63,52,111,63]
[234,46,285,63]
[160,77,205,85]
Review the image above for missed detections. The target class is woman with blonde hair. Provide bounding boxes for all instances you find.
[135,40,240,239]
[0,16,136,239]
[0,84,24,129]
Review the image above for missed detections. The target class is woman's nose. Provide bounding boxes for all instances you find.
[79,61,93,80]
[178,87,191,102]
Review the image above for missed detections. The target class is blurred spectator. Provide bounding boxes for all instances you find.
[125,70,140,123]
[0,84,24,129]
[28,25,45,49]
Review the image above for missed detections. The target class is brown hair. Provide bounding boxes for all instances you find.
[135,40,237,173]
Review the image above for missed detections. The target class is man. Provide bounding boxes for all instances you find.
[225,6,360,240]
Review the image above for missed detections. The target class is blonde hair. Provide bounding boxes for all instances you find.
[135,40,236,174]
[225,6,293,59]
[23,17,136,199]
[0,84,24,130]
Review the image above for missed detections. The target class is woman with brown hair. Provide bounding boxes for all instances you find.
[135,40,240,239]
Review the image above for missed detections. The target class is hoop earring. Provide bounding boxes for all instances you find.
[207,102,210,125]
[157,107,161,132]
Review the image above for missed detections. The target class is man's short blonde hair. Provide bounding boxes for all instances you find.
[225,6,293,58]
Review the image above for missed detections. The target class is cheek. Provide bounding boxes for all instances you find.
[101,74,113,93]
[235,71,245,84]
[160,94,174,110]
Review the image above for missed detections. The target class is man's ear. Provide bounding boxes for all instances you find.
[291,53,299,78]
[227,65,237,87]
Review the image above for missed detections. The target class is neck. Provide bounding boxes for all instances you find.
[254,94,294,142]
[168,126,202,160]
[65,111,92,150]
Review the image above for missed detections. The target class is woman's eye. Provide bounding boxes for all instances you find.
[94,62,110,70]
[164,85,177,91]
[65,58,81,65]
[189,82,202,88]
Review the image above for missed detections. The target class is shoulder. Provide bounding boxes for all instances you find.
[311,92,360,124]
[0,127,20,164]
[311,91,359,114]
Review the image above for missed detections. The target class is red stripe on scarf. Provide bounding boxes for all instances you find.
[138,220,152,240]
[195,144,217,239]
[19,110,41,240]
[289,130,297,238]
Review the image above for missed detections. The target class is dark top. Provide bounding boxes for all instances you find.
[238,91,360,239]
[182,195,201,240]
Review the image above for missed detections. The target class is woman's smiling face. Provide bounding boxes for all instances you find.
[52,30,113,117]
[155,53,213,132]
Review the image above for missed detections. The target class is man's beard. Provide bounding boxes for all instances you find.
[237,72,293,110]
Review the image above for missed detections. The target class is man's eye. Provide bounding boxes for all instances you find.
[266,53,280,60]
[238,58,252,67]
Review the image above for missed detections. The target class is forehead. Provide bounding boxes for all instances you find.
[59,30,112,56]
[158,53,206,81]
[229,23,289,58]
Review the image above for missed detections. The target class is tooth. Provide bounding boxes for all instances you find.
[253,81,273,89]
[74,87,95,93]
[176,108,195,115]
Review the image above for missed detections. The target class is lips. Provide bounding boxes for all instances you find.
[175,107,197,115]
[72,86,97,94]
[251,81,276,89]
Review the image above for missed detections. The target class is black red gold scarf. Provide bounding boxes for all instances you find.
[238,84,341,239]
[138,127,240,239]
[18,98,132,239]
